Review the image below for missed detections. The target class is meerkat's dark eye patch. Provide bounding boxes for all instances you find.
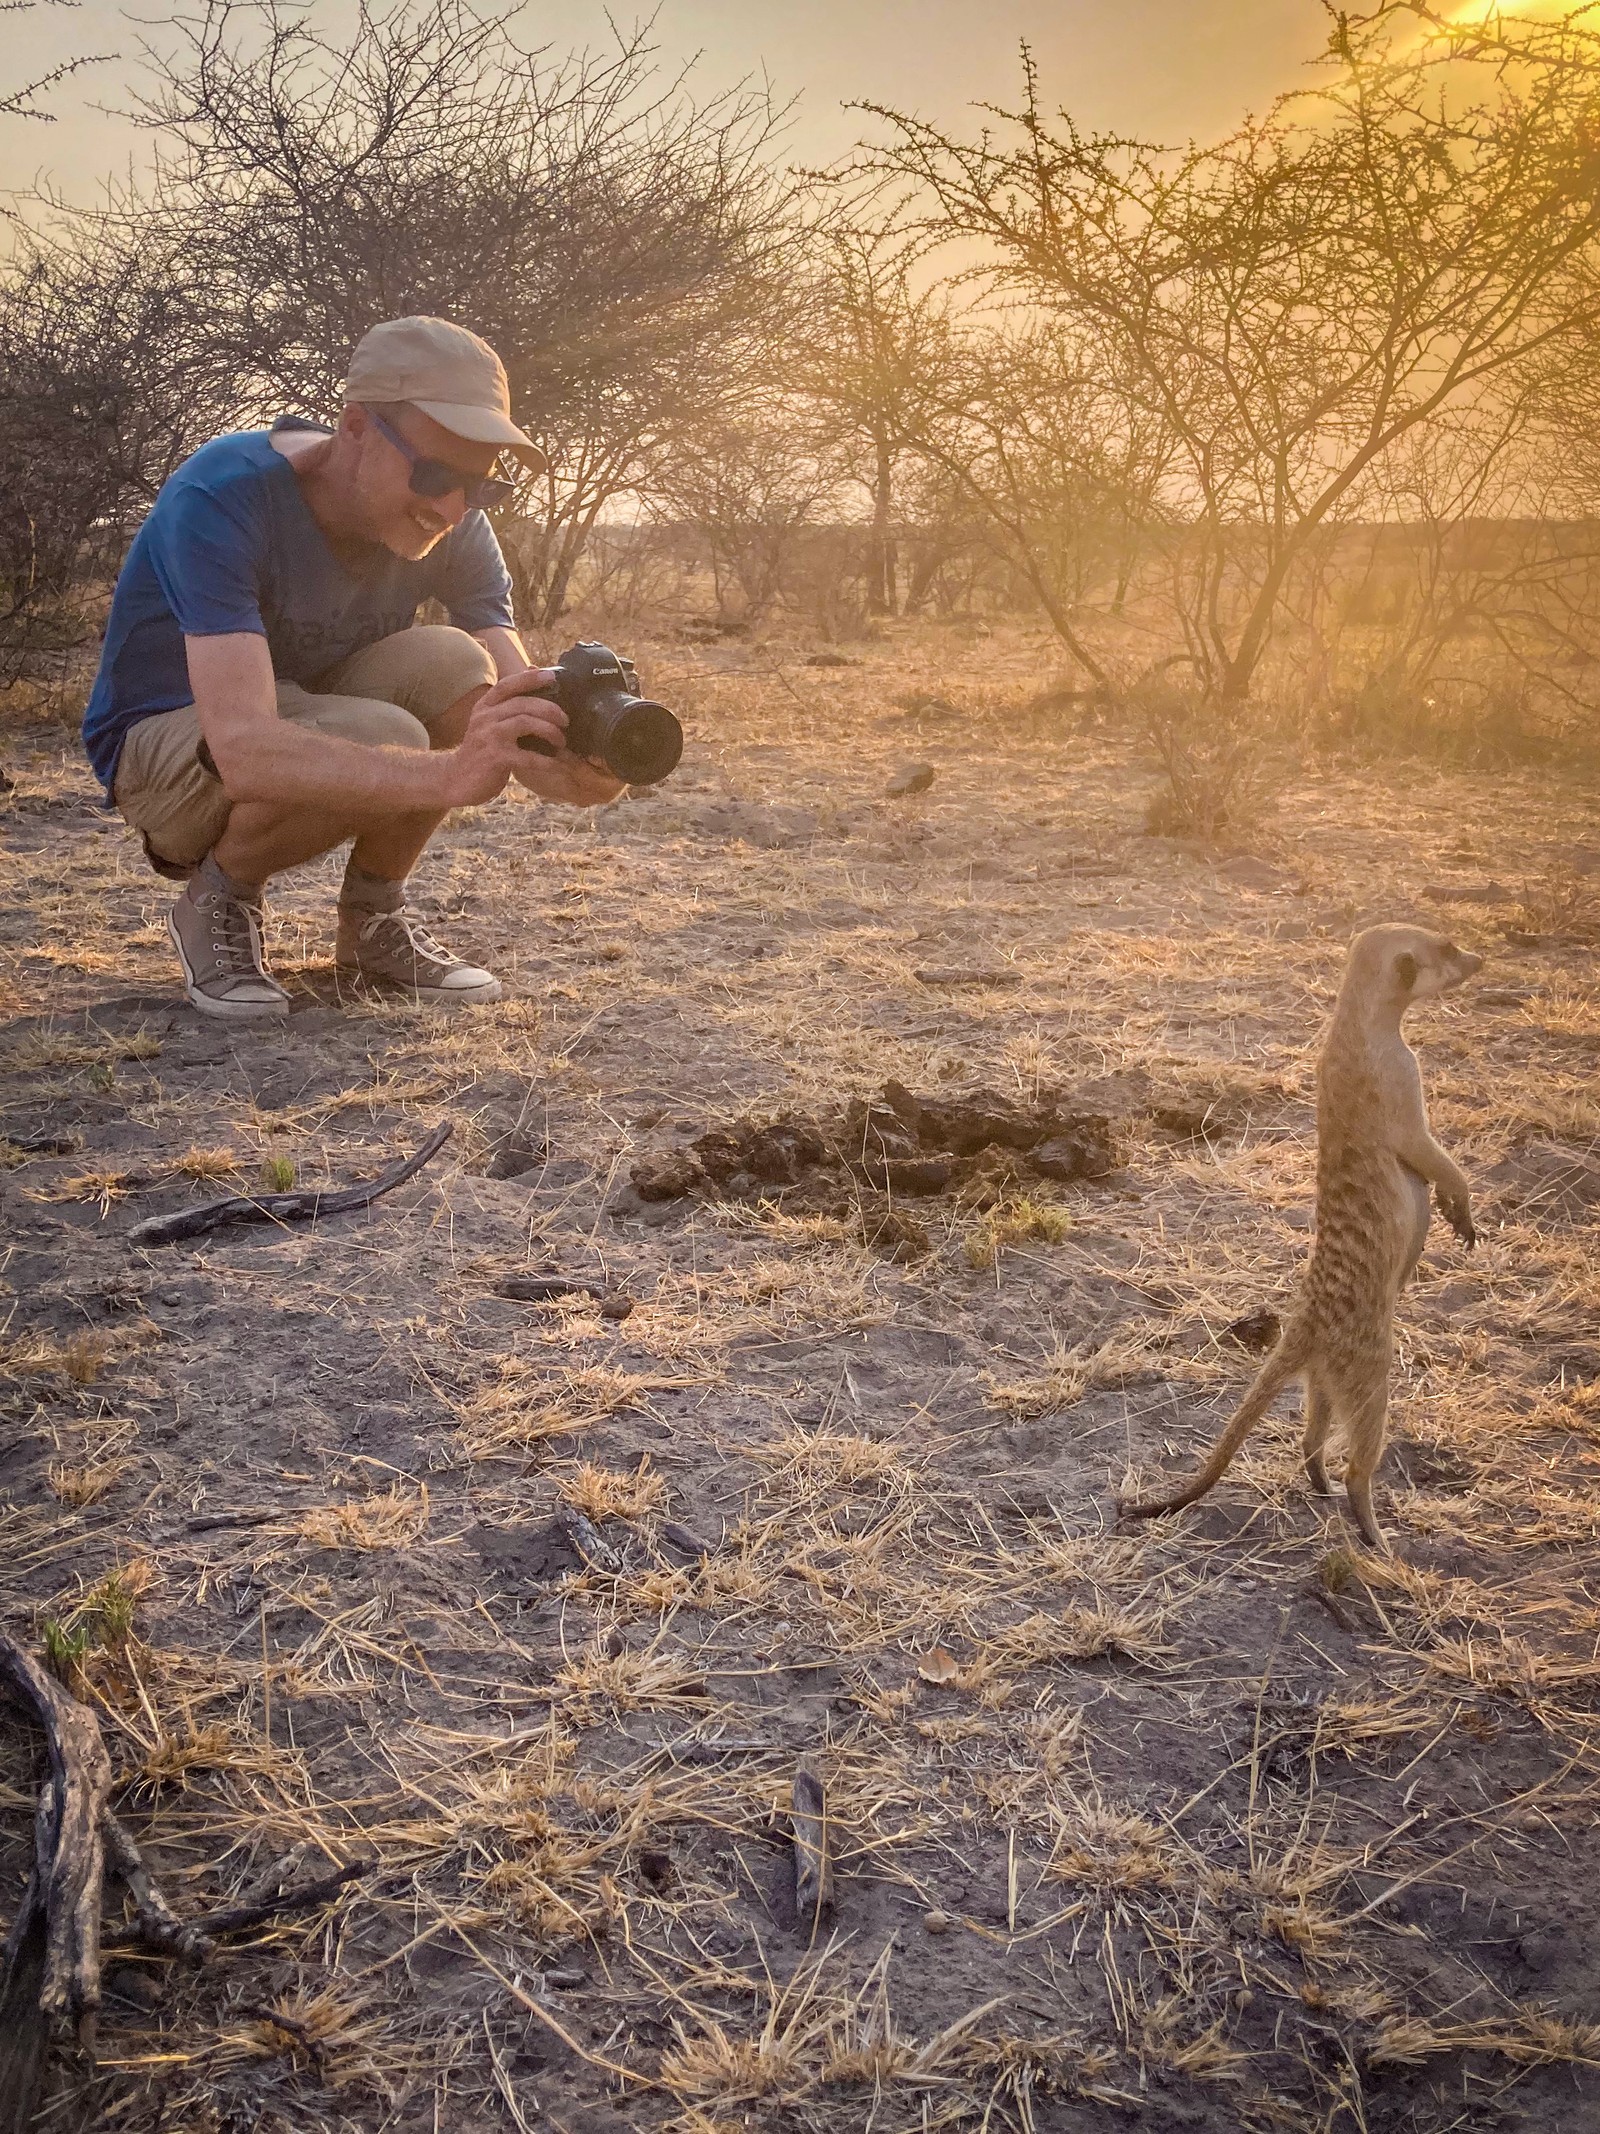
[1395,952,1418,989]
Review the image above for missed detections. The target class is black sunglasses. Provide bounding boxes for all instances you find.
[365,406,518,512]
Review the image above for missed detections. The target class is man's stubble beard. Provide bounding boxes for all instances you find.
[350,456,451,561]
[380,510,451,561]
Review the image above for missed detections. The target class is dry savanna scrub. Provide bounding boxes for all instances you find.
[2,619,1599,2132]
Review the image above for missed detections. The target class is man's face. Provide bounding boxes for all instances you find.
[345,402,500,560]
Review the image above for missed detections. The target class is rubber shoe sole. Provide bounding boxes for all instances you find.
[166,909,290,1021]
[336,961,502,1007]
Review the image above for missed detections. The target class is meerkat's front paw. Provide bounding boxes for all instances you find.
[1438,1190,1476,1248]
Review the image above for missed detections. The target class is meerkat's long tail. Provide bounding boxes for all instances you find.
[1119,1322,1311,1521]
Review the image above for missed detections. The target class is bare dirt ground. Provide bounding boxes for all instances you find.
[3,620,1600,2134]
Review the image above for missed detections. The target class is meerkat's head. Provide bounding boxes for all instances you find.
[1346,924,1484,1012]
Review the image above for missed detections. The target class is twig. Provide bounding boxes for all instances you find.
[1311,1586,1361,1635]
[236,2002,327,2075]
[126,1121,453,1247]
[657,1736,771,1765]
[195,1857,373,1939]
[0,1632,112,2133]
[496,1275,634,1320]
[101,1813,213,1966]
[185,1509,288,1533]
[791,1764,834,1941]
[483,2010,538,2134]
[555,1504,623,1573]
[101,1852,373,1951]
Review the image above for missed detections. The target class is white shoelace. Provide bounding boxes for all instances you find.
[360,909,461,968]
[197,890,269,979]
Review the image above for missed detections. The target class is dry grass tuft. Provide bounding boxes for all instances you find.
[232,1988,390,2092]
[1515,861,1600,939]
[3,1323,159,1384]
[558,1458,669,1523]
[962,1194,1072,1269]
[552,1638,709,1719]
[131,1723,255,1797]
[300,1482,430,1551]
[1048,1801,1174,1894]
[4,1025,161,1071]
[984,1328,1162,1418]
[47,1456,132,1506]
[1369,2007,1600,2069]
[455,1360,691,1458]
[174,1144,244,1179]
[24,1168,142,1210]
[761,1427,916,1492]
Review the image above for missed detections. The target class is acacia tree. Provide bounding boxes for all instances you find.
[906,316,1182,689]
[1307,385,1600,747]
[652,404,842,623]
[792,215,957,616]
[85,0,788,625]
[0,205,224,679]
[864,6,1600,703]
[0,0,119,675]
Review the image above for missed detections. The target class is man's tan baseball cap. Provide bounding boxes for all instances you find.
[345,316,547,472]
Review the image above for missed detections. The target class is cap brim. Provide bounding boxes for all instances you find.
[410,399,547,474]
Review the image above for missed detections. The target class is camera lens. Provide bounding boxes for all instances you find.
[602,699,683,785]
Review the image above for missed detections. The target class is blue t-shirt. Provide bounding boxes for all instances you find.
[81,422,516,794]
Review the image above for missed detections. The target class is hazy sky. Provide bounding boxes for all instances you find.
[3,1,1332,202]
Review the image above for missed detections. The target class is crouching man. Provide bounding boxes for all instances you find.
[81,315,622,1019]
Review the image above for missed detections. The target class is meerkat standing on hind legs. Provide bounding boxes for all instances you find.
[1121,924,1483,1554]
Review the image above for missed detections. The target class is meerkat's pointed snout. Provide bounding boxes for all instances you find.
[1431,940,1483,996]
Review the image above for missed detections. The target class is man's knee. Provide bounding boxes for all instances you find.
[405,625,497,717]
[324,625,496,728]
[282,687,431,753]
[329,699,432,752]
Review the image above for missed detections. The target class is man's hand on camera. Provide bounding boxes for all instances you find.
[494,666,627,806]
[516,750,627,806]
[440,673,567,807]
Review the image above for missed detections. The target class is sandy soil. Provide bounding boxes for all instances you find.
[3,621,1600,2133]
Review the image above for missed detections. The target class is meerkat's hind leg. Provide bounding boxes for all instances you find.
[1341,1381,1393,1556]
[1301,1370,1333,1497]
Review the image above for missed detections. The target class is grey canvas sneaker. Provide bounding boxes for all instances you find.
[336,905,502,1005]
[167,858,289,1021]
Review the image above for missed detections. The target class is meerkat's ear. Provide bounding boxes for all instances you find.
[1395,952,1418,990]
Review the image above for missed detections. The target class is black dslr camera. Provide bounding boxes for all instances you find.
[517,641,682,786]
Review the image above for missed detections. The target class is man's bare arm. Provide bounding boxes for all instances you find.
[187,633,564,812]
[475,624,533,680]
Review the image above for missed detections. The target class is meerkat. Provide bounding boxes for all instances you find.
[1121,923,1482,1553]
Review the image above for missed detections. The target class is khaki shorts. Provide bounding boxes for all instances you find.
[113,624,496,874]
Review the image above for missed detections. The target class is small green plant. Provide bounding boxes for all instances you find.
[86,1569,140,1649]
[261,1155,296,1191]
[43,1563,151,1678]
[42,1617,90,1680]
